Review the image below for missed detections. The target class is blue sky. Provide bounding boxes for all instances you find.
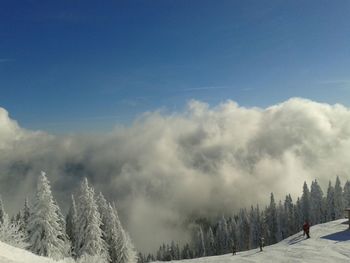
[1,0,350,132]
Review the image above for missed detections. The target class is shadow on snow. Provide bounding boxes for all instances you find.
[321,230,350,242]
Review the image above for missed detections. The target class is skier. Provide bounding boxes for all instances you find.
[303,220,310,239]
[232,242,237,255]
[259,237,264,252]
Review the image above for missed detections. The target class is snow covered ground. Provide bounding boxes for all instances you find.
[1,219,350,263]
[167,219,350,263]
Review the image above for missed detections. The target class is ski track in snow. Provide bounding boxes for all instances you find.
[1,219,350,263]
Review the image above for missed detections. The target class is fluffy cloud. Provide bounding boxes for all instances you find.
[1,98,350,252]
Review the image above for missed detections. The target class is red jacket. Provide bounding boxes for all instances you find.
[303,222,310,232]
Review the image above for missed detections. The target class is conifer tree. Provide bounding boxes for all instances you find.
[310,180,324,224]
[0,196,5,225]
[326,181,335,221]
[334,176,344,219]
[266,193,278,244]
[206,227,215,256]
[66,195,78,256]
[301,182,311,222]
[27,171,66,259]
[76,178,108,260]
[343,180,350,208]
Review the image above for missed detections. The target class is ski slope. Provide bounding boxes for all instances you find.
[173,219,350,263]
[0,241,72,263]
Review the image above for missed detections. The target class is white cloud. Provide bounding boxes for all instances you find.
[1,97,350,252]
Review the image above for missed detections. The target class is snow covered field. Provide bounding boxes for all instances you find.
[1,219,350,263]
[162,219,350,263]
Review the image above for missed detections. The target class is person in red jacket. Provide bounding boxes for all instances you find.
[303,220,310,239]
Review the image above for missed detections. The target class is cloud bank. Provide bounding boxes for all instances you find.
[1,98,350,252]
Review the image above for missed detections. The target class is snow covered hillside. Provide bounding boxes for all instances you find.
[0,241,59,263]
[168,219,350,263]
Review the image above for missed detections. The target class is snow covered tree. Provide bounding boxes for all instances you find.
[27,171,66,259]
[0,211,27,249]
[334,176,344,219]
[237,209,250,251]
[266,193,278,244]
[0,196,5,225]
[66,195,78,256]
[22,198,31,233]
[249,205,262,249]
[343,180,350,209]
[215,215,229,254]
[284,194,294,236]
[301,182,311,222]
[76,178,108,261]
[205,227,215,256]
[96,192,109,242]
[310,180,324,224]
[326,181,335,221]
[277,201,287,241]
[193,225,206,257]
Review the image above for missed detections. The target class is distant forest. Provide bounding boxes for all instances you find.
[140,176,350,262]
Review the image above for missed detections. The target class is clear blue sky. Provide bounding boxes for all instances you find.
[1,0,350,132]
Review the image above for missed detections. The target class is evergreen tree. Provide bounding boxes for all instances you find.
[284,194,294,236]
[266,193,278,244]
[301,182,311,222]
[0,196,5,225]
[237,209,250,251]
[343,180,350,208]
[193,226,206,257]
[326,181,335,221]
[66,195,78,256]
[0,210,27,249]
[27,171,66,259]
[206,227,215,256]
[76,178,108,260]
[277,201,287,241]
[334,176,344,219]
[310,180,324,224]
[215,215,229,254]
[22,198,31,232]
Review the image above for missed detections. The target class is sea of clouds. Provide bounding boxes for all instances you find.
[1,98,350,252]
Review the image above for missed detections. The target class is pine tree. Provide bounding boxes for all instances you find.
[284,194,294,236]
[334,176,344,219]
[266,193,278,244]
[66,195,78,256]
[0,211,27,249]
[216,215,229,254]
[76,178,108,260]
[206,227,215,256]
[326,181,335,221]
[27,171,66,259]
[343,180,350,209]
[310,180,324,224]
[237,209,250,251]
[0,196,5,225]
[22,198,31,233]
[301,182,311,222]
[193,226,206,257]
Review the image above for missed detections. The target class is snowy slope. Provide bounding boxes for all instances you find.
[0,241,67,263]
[172,219,350,263]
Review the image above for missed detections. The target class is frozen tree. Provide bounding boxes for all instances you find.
[216,215,229,254]
[334,176,344,219]
[301,182,311,222]
[249,205,262,249]
[0,212,27,249]
[76,178,108,261]
[27,171,66,259]
[310,180,324,224]
[97,192,109,242]
[206,227,215,256]
[326,181,335,221]
[343,180,350,208]
[66,195,78,256]
[105,202,137,263]
[266,193,278,244]
[22,198,31,232]
[237,209,250,250]
[284,194,294,236]
[0,196,5,225]
[277,201,287,241]
[193,225,206,257]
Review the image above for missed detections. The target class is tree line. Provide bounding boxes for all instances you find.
[139,176,350,262]
[0,171,137,263]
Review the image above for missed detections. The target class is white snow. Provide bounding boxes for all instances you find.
[163,219,350,263]
[1,219,350,263]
